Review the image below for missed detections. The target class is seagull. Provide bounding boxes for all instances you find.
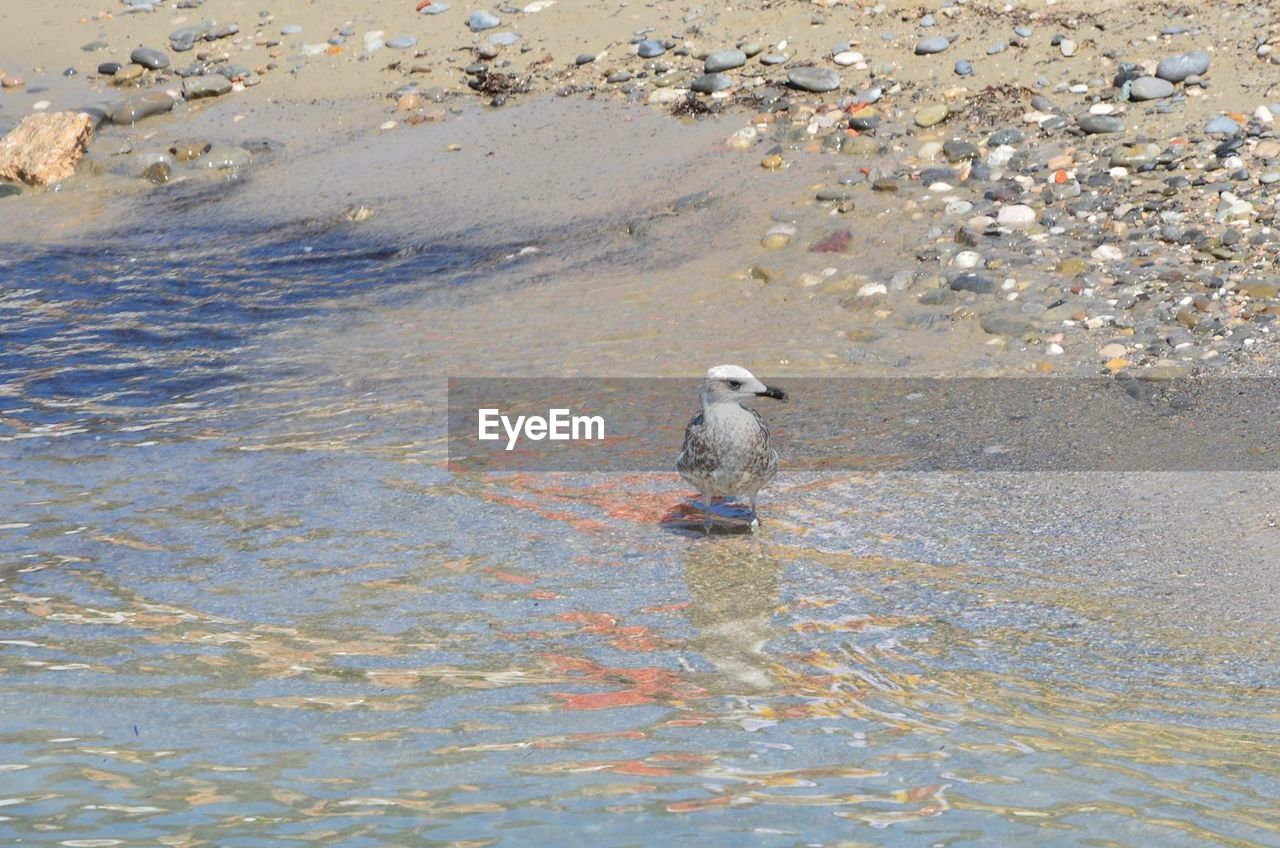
[677,364,788,534]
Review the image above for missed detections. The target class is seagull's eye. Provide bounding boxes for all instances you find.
[727,380,742,390]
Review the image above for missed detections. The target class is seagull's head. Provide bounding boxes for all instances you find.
[700,364,788,407]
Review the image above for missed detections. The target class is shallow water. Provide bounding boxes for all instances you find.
[2,224,1278,847]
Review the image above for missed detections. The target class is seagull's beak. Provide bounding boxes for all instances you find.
[757,385,788,402]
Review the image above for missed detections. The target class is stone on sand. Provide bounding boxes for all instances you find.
[0,111,94,187]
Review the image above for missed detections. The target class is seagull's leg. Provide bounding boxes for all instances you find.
[748,491,760,532]
[701,492,713,535]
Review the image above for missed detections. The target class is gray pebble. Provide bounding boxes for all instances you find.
[108,90,175,124]
[704,49,746,72]
[787,66,840,92]
[182,74,231,99]
[1128,76,1175,101]
[1205,116,1240,135]
[420,2,450,13]
[988,127,1023,145]
[760,53,787,65]
[468,10,500,31]
[691,72,732,93]
[915,36,950,55]
[130,47,169,69]
[637,38,665,58]
[489,32,519,46]
[1077,113,1125,134]
[951,273,996,294]
[386,35,418,49]
[1156,50,1209,83]
[954,59,973,76]
[281,24,303,35]
[986,42,1007,55]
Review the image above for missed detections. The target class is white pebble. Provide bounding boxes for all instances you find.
[1091,244,1123,261]
[32,100,50,111]
[1047,343,1065,355]
[833,51,864,66]
[858,282,888,296]
[953,250,982,269]
[996,204,1036,229]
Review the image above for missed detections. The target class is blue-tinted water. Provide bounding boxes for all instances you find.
[1,228,1277,846]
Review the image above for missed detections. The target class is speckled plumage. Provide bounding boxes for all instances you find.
[676,365,786,533]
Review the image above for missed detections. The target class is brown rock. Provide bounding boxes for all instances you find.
[1,76,25,89]
[0,111,94,186]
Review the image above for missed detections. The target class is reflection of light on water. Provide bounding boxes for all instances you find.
[1,233,1278,845]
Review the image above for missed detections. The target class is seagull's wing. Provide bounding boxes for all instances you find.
[676,410,708,483]
[747,406,779,482]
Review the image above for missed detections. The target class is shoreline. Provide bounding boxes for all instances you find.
[3,0,1280,382]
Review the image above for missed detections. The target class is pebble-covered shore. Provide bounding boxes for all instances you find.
[5,0,1280,376]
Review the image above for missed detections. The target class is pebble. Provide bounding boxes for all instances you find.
[950,273,996,293]
[636,39,665,58]
[169,139,209,161]
[1253,140,1280,159]
[386,36,418,49]
[761,223,795,249]
[114,64,146,82]
[468,10,500,31]
[1156,50,1209,83]
[1077,114,1125,134]
[130,47,170,70]
[996,204,1036,229]
[489,32,519,46]
[914,103,948,127]
[1205,116,1240,136]
[988,127,1022,145]
[183,75,232,99]
[1,76,26,89]
[954,59,973,76]
[281,24,304,35]
[98,62,123,75]
[1110,142,1161,167]
[420,2,450,13]
[832,51,863,66]
[1128,76,1175,101]
[141,161,171,184]
[787,66,840,93]
[721,127,754,151]
[1098,343,1128,359]
[199,143,251,170]
[915,36,950,55]
[1091,244,1124,261]
[760,53,787,65]
[169,23,212,52]
[692,72,732,94]
[761,153,783,171]
[1059,38,1077,57]
[704,49,746,72]
[108,91,175,124]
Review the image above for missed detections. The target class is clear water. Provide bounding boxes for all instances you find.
[1,228,1277,847]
